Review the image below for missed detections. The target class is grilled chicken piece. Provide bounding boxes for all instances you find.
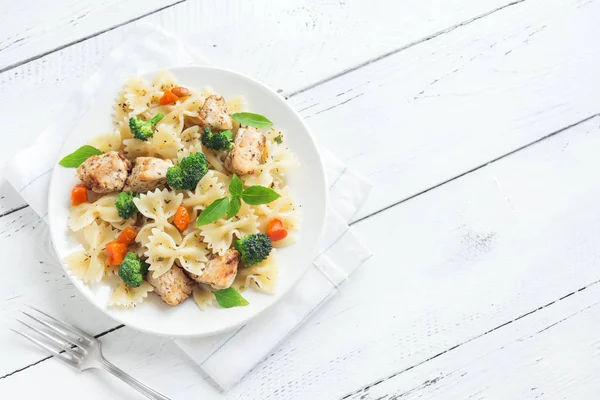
[224,127,266,175]
[76,151,131,194]
[199,95,233,130]
[187,249,240,290]
[147,264,195,306]
[123,157,173,193]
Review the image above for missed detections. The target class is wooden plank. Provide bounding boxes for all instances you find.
[0,0,597,219]
[0,0,515,73]
[347,283,600,399]
[2,111,600,397]
[288,0,600,221]
[2,0,599,395]
[0,0,182,72]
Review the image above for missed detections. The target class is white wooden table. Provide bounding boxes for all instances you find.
[1,1,599,398]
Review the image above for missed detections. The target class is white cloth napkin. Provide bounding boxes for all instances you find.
[3,24,372,391]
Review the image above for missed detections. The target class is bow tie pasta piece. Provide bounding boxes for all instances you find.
[108,281,154,308]
[88,131,123,153]
[252,186,300,249]
[199,202,259,256]
[192,285,215,310]
[157,95,204,135]
[64,222,116,283]
[234,251,278,294]
[68,194,134,232]
[134,189,183,246]
[178,231,209,275]
[124,76,154,116]
[183,171,228,219]
[116,116,134,141]
[145,229,209,278]
[200,147,228,173]
[124,123,182,160]
[114,91,133,125]
[176,142,204,164]
[180,126,202,149]
[226,95,246,114]
[144,229,177,278]
[253,186,300,231]
[151,70,179,100]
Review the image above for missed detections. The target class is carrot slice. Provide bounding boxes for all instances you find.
[106,241,127,266]
[174,206,191,232]
[159,90,179,105]
[267,218,288,242]
[71,184,88,206]
[117,226,137,246]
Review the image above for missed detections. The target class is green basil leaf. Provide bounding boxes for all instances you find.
[227,196,242,219]
[232,112,273,128]
[241,186,281,205]
[58,145,103,168]
[212,287,249,308]
[196,197,229,227]
[229,174,243,197]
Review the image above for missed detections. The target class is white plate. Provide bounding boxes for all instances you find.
[48,66,326,338]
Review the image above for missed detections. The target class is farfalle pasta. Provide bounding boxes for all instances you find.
[88,131,123,153]
[68,194,133,232]
[64,222,115,283]
[198,202,259,256]
[124,123,182,160]
[61,71,300,310]
[134,189,183,246]
[183,171,228,218]
[145,229,209,278]
[108,282,154,308]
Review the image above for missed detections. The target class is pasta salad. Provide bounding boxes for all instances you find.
[59,71,300,310]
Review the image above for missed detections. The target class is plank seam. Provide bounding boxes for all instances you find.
[285,0,526,99]
[341,279,600,398]
[0,204,29,219]
[350,113,600,226]
[0,0,189,74]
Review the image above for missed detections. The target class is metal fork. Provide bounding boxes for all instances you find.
[12,307,171,400]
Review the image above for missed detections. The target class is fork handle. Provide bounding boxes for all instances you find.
[100,359,171,400]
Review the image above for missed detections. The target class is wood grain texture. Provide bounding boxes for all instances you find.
[349,282,600,399]
[0,0,183,72]
[289,0,600,221]
[1,0,600,398]
[1,114,600,398]
[0,0,516,74]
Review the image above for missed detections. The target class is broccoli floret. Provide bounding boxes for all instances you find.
[166,152,209,190]
[118,253,150,288]
[201,127,234,151]
[115,192,138,219]
[129,113,164,141]
[234,233,272,266]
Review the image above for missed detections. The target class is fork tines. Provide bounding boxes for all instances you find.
[12,307,91,368]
